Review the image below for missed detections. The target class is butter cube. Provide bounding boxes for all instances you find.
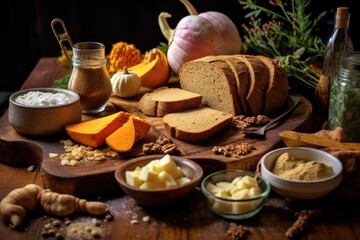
[176,176,191,185]
[158,171,177,188]
[231,189,250,200]
[241,176,257,188]
[207,182,224,194]
[231,176,242,185]
[144,159,160,173]
[216,181,233,191]
[249,187,262,197]
[125,171,143,188]
[139,182,155,189]
[139,167,158,183]
[157,155,182,178]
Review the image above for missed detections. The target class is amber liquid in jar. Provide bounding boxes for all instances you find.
[68,42,112,114]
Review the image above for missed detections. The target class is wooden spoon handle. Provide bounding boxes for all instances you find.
[279,131,360,151]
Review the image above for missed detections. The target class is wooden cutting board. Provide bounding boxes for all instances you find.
[0,90,313,197]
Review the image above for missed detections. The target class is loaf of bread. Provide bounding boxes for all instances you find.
[179,54,288,116]
[137,87,202,117]
[179,56,242,116]
[162,107,233,143]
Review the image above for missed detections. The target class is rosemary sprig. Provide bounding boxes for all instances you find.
[239,0,326,90]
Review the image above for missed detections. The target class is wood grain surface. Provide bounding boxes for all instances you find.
[0,58,359,240]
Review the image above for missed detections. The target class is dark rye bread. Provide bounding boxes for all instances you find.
[162,107,233,143]
[179,57,242,116]
[233,55,270,116]
[136,87,202,117]
[254,55,288,114]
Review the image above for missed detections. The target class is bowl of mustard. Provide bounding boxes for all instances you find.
[260,147,343,201]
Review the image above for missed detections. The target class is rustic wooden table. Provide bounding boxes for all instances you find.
[0,58,359,240]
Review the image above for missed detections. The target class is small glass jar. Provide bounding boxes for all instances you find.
[68,42,112,114]
[328,52,360,142]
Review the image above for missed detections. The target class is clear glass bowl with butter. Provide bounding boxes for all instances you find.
[201,170,271,220]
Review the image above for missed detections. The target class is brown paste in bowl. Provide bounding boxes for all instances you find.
[271,152,334,180]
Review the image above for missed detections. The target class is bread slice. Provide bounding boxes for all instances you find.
[254,55,288,114]
[222,57,251,116]
[233,55,270,116]
[179,57,242,116]
[137,87,202,117]
[162,107,233,143]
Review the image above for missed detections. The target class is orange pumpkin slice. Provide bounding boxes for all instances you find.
[106,117,136,153]
[127,48,171,89]
[65,111,151,148]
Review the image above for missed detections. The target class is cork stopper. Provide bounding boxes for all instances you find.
[337,7,348,15]
[336,7,349,29]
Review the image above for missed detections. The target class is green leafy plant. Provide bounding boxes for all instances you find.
[239,0,326,90]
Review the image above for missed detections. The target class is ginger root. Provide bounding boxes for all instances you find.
[0,184,109,229]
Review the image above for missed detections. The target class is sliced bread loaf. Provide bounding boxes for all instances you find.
[178,54,288,117]
[137,87,202,117]
[162,107,233,143]
[254,55,288,114]
[179,57,242,116]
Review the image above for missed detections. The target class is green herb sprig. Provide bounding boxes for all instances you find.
[239,0,326,90]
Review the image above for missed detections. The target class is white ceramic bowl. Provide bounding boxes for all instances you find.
[260,147,343,201]
[9,88,82,136]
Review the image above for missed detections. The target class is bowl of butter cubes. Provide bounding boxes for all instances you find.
[201,170,271,220]
[114,154,203,206]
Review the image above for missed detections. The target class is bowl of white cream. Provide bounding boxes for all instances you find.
[9,88,82,136]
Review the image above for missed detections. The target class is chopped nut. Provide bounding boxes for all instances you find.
[256,115,270,125]
[142,216,150,223]
[27,165,36,172]
[59,140,118,166]
[143,135,182,155]
[231,114,270,130]
[143,142,163,154]
[162,143,181,155]
[130,219,139,224]
[212,143,256,157]
[227,223,250,239]
[49,153,59,158]
[156,135,172,145]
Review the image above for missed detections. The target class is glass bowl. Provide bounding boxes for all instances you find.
[201,170,270,220]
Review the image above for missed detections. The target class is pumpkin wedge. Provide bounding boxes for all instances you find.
[127,48,171,89]
[65,111,151,148]
[106,117,136,153]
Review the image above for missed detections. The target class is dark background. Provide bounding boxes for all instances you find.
[1,0,359,95]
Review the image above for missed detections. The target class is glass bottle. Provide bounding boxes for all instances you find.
[328,52,360,142]
[315,7,354,113]
[322,7,354,83]
[68,42,112,114]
